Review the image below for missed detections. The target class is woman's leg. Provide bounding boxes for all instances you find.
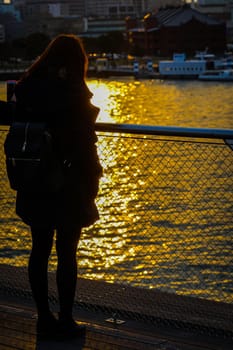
[56,226,81,320]
[29,226,54,318]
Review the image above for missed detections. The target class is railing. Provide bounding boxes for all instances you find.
[0,122,233,305]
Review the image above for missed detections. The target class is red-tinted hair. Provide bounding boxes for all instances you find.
[21,34,88,83]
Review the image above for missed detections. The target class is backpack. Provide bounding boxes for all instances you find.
[4,121,65,192]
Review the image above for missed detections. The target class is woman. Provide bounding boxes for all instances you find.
[13,34,102,338]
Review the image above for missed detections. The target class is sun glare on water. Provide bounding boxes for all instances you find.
[87,80,117,123]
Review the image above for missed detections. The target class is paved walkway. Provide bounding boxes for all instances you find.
[1,264,233,350]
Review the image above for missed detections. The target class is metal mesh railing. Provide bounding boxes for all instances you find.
[0,124,233,305]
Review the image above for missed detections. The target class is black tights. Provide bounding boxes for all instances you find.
[28,226,81,319]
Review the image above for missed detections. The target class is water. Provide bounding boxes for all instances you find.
[1,79,233,128]
[0,78,233,303]
[88,78,233,129]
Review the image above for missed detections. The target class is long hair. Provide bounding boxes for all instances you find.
[20,34,88,84]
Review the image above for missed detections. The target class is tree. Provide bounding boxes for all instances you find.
[12,38,27,59]
[98,32,126,54]
[84,31,127,55]
[25,33,50,59]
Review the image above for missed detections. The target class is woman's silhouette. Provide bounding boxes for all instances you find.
[13,34,102,338]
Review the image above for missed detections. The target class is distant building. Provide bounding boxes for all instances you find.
[24,16,86,38]
[0,3,21,21]
[24,0,86,18]
[84,18,126,37]
[147,0,185,10]
[196,0,229,5]
[192,0,233,44]
[12,0,153,38]
[193,0,232,23]
[126,5,227,56]
[12,0,86,37]
[85,0,150,18]
[0,24,5,43]
[0,3,24,40]
[14,0,153,20]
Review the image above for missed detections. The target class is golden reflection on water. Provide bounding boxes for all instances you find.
[88,78,233,128]
[0,79,233,302]
[1,79,233,128]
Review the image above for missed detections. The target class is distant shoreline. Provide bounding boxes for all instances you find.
[0,69,202,82]
[2,67,231,82]
[0,69,25,81]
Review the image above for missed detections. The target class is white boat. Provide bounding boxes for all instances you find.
[158,52,233,79]
[193,51,233,70]
[158,53,210,78]
[198,69,233,82]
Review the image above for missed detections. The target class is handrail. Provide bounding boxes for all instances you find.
[1,107,233,140]
[96,122,233,140]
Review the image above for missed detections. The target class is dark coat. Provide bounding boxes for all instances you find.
[14,75,102,229]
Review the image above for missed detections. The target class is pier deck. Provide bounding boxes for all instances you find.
[1,264,233,350]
